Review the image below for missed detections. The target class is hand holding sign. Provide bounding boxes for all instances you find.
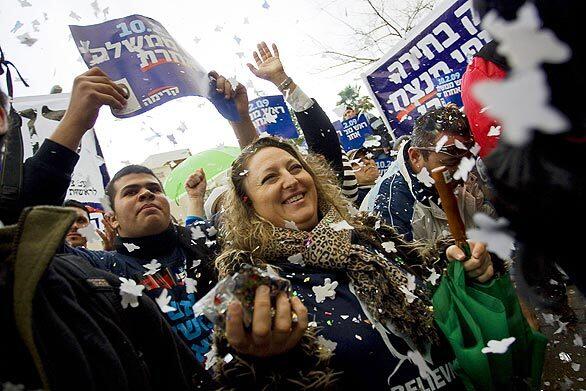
[51,67,127,151]
[208,71,249,121]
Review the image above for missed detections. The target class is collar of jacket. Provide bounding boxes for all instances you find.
[114,223,179,259]
[397,140,440,206]
[1,206,77,390]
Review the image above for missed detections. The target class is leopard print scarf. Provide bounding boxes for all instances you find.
[262,206,439,348]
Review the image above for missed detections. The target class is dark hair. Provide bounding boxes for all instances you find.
[411,106,472,151]
[105,165,161,211]
[63,199,90,218]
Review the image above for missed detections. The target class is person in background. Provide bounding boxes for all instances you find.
[347,147,379,205]
[62,199,90,248]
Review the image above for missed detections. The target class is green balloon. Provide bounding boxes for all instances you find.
[164,146,241,202]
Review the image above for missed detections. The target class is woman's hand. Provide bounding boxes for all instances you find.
[247,42,288,86]
[225,285,308,357]
[208,70,249,120]
[446,240,494,283]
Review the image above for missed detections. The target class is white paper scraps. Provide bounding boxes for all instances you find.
[487,125,502,137]
[317,335,338,352]
[481,337,516,354]
[122,242,140,252]
[435,135,448,152]
[287,253,305,266]
[119,277,145,308]
[329,220,354,231]
[142,259,162,276]
[416,167,435,187]
[381,241,397,253]
[155,289,177,313]
[312,278,338,303]
[77,224,101,243]
[467,213,515,260]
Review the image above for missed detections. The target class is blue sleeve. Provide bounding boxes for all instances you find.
[64,245,117,272]
[185,215,204,226]
[373,175,414,241]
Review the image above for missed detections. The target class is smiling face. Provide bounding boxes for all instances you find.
[243,147,319,231]
[110,173,171,238]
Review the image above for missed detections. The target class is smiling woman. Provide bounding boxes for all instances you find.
[211,136,502,389]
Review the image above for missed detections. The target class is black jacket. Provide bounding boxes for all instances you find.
[0,206,212,390]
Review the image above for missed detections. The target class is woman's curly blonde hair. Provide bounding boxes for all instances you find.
[217,137,354,271]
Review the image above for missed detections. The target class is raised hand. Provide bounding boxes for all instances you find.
[97,212,116,251]
[184,168,207,199]
[247,42,288,86]
[226,285,308,357]
[208,70,249,120]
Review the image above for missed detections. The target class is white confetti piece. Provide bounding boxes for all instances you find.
[223,353,234,363]
[142,259,161,276]
[467,213,515,260]
[487,125,502,137]
[18,0,32,6]
[559,352,572,363]
[435,135,448,152]
[399,285,417,304]
[340,315,349,320]
[426,268,441,286]
[454,139,468,150]
[287,253,305,266]
[122,242,140,252]
[542,313,557,326]
[481,337,516,354]
[381,241,397,253]
[470,142,481,156]
[77,224,101,243]
[416,167,435,188]
[185,277,197,294]
[17,33,37,46]
[262,0,270,9]
[453,156,476,182]
[308,321,318,327]
[69,11,81,21]
[155,289,176,313]
[554,320,569,335]
[312,278,338,303]
[239,169,249,177]
[263,111,277,124]
[190,225,206,240]
[204,346,218,370]
[119,277,145,309]
[318,335,337,352]
[329,220,354,231]
[573,334,583,347]
[355,334,362,341]
[191,259,201,269]
[473,69,569,146]
[481,3,571,71]
[571,363,580,372]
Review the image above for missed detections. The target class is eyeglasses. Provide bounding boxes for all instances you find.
[416,140,475,159]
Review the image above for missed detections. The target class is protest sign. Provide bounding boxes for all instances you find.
[362,0,490,137]
[12,93,109,207]
[70,15,238,120]
[332,113,374,151]
[248,95,298,139]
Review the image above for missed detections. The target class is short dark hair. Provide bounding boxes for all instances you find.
[105,165,161,211]
[411,106,472,150]
[63,199,90,218]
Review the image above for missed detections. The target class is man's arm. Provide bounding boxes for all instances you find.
[184,168,206,219]
[22,67,127,208]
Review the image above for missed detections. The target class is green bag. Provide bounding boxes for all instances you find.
[432,261,547,390]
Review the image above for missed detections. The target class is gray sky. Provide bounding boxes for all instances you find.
[1,0,431,173]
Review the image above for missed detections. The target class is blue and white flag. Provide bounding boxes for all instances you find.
[362,0,490,137]
[248,95,298,139]
[70,15,238,120]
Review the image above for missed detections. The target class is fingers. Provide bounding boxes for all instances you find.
[209,70,235,100]
[471,241,487,260]
[226,301,249,352]
[273,293,292,345]
[260,41,271,59]
[272,43,280,58]
[287,296,308,350]
[476,262,494,283]
[251,285,272,347]
[246,62,259,76]
[257,43,268,61]
[252,51,262,68]
[185,168,205,188]
[446,245,466,262]
[89,82,127,108]
[96,229,107,241]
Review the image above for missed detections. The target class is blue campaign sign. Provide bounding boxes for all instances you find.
[362,0,490,137]
[70,15,238,120]
[374,152,394,176]
[332,113,374,151]
[248,95,298,139]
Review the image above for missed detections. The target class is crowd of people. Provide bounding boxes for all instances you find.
[1,0,584,389]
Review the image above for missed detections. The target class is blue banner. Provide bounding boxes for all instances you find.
[248,95,298,139]
[332,113,374,151]
[70,15,238,120]
[374,152,394,176]
[362,0,490,137]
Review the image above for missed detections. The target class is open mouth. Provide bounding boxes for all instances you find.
[283,193,305,205]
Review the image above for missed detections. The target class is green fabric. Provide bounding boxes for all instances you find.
[163,146,241,202]
[12,206,77,390]
[432,261,547,390]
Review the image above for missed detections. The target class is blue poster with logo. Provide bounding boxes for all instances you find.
[70,15,238,120]
[374,152,394,176]
[332,113,374,151]
[362,0,490,137]
[248,95,298,139]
